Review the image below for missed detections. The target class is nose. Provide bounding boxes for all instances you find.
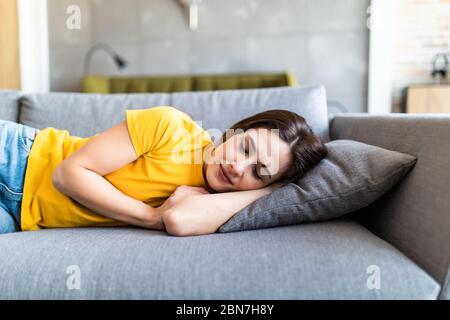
[229,158,253,177]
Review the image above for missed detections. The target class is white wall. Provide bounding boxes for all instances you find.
[18,0,50,93]
[367,0,393,114]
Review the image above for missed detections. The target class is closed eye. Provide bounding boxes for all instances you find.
[241,141,249,155]
[252,166,262,180]
[241,136,262,180]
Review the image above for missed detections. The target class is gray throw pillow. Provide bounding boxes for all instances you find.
[218,139,417,233]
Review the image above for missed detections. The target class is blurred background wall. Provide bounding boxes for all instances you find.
[47,0,370,113]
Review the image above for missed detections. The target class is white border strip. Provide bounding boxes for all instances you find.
[18,0,50,93]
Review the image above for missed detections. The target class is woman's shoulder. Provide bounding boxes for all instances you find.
[132,106,192,123]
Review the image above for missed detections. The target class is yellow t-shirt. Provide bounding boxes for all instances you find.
[20,106,214,231]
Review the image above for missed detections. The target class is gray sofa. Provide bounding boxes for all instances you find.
[0,86,448,300]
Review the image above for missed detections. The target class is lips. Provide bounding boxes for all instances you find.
[219,164,233,185]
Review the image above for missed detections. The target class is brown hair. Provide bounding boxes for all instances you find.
[220,109,328,184]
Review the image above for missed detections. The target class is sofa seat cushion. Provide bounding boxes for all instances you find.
[0,219,439,299]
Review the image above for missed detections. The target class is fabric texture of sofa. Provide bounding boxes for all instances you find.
[0,86,448,300]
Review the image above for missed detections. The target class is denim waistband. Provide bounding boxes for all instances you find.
[19,123,40,141]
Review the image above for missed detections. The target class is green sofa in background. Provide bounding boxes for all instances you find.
[82,71,298,93]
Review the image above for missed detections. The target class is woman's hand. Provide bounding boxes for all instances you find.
[155,185,210,219]
[156,184,283,235]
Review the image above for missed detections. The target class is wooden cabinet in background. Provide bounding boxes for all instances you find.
[407,84,450,113]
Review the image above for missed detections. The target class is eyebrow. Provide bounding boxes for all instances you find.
[247,134,272,180]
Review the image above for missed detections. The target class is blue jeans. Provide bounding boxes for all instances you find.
[0,120,40,234]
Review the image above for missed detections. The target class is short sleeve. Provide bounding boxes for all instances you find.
[125,106,182,157]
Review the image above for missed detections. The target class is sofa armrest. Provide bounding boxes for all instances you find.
[330,113,450,299]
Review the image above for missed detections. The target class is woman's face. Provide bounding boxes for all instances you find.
[203,128,292,192]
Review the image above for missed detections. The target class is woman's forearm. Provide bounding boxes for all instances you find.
[52,165,163,229]
[164,186,274,236]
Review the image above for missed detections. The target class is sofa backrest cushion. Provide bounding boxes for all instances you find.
[0,90,22,122]
[19,86,329,141]
[19,92,171,137]
[170,86,329,142]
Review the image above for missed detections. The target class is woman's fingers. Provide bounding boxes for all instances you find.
[157,185,210,216]
[194,187,210,194]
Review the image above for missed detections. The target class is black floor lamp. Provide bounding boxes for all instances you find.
[83,43,128,75]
